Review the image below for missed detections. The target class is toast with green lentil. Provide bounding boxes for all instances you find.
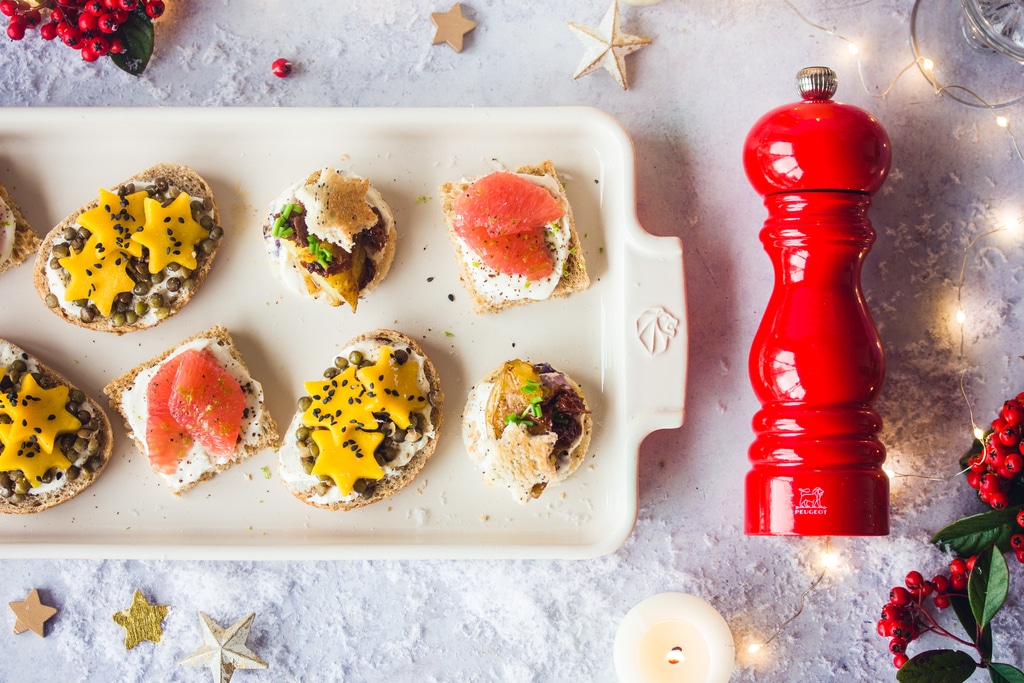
[33,163,223,335]
[103,325,279,496]
[0,339,114,514]
[277,329,444,511]
[0,180,42,277]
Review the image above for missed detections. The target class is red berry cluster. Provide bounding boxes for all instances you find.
[876,561,971,669]
[968,396,1024,509]
[2,0,163,62]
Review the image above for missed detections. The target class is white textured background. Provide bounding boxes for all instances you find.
[3,1,1024,680]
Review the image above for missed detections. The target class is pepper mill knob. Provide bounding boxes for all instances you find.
[743,67,891,536]
[796,66,837,101]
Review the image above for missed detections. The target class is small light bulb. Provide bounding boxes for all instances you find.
[997,116,1009,128]
[821,551,840,569]
[848,43,859,55]
[956,309,966,325]
[973,426,985,441]
[748,643,762,654]
[883,466,895,479]
[922,58,934,71]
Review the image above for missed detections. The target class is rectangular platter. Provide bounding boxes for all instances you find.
[0,107,686,559]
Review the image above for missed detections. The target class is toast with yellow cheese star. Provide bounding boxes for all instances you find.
[278,329,444,510]
[33,163,223,334]
[0,339,113,513]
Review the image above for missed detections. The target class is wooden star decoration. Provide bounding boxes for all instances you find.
[180,612,267,683]
[568,0,651,90]
[9,588,57,637]
[431,3,476,52]
[112,590,169,650]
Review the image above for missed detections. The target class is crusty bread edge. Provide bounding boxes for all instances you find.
[0,339,114,514]
[0,180,42,277]
[102,324,280,497]
[33,163,222,335]
[440,160,590,315]
[264,170,398,308]
[464,360,592,500]
[284,329,444,511]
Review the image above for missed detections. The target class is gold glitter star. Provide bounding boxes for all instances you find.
[568,0,651,90]
[431,3,477,52]
[180,612,267,683]
[9,588,57,637]
[112,590,169,650]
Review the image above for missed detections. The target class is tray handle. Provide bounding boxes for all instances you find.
[623,228,687,436]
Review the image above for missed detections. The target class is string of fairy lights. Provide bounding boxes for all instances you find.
[743,0,1024,662]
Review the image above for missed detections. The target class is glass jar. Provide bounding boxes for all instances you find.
[961,0,1024,62]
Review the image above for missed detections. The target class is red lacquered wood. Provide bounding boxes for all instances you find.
[743,71,891,536]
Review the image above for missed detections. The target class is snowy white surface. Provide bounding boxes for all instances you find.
[3,1,1024,681]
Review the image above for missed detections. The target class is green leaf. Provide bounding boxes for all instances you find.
[950,594,992,660]
[896,650,977,683]
[109,8,154,76]
[990,663,1024,683]
[932,506,1024,556]
[969,546,1010,631]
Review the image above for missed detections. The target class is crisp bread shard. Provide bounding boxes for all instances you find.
[0,180,42,277]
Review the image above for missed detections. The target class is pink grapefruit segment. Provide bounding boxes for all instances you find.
[167,349,245,463]
[452,172,563,279]
[145,353,191,474]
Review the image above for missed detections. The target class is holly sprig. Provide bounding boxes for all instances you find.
[883,434,1024,683]
[2,0,162,75]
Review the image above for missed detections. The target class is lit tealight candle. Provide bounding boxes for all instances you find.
[614,593,735,683]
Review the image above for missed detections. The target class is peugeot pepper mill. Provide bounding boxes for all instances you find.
[743,66,891,536]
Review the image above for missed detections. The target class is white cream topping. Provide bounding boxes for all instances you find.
[263,171,394,304]
[117,338,267,494]
[455,173,571,305]
[0,195,14,267]
[278,340,436,506]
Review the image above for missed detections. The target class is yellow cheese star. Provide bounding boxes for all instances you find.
[0,374,81,453]
[136,192,207,274]
[58,234,135,318]
[76,188,148,258]
[0,438,73,485]
[301,365,378,439]
[112,590,169,650]
[356,346,427,430]
[310,425,384,496]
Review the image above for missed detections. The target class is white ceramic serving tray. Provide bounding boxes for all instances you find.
[0,107,686,559]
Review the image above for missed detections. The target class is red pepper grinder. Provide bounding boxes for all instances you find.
[743,66,891,536]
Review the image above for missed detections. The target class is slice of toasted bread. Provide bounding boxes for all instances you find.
[462,360,592,504]
[34,163,223,335]
[0,340,113,514]
[278,329,443,511]
[440,160,589,315]
[0,180,42,277]
[263,168,397,311]
[103,325,279,496]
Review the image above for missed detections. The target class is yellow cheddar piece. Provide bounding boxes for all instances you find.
[309,425,384,496]
[76,188,147,258]
[356,346,427,430]
[301,365,378,440]
[0,438,74,485]
[58,234,135,318]
[135,192,207,274]
[0,374,82,453]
